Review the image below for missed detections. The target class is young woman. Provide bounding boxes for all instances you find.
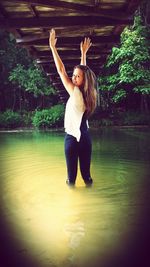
[49,29,97,186]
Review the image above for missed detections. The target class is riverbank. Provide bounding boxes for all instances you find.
[0,110,150,130]
[0,125,149,134]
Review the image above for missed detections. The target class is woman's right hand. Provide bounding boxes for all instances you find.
[49,29,57,49]
[80,37,92,55]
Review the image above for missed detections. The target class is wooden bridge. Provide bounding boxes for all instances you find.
[0,0,141,101]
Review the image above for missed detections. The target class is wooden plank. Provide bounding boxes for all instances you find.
[30,4,39,17]
[13,25,116,41]
[43,65,103,77]
[40,59,106,68]
[125,0,142,14]
[0,3,22,37]
[35,49,111,58]
[38,66,104,76]
[0,15,132,29]
[36,55,106,64]
[1,0,95,12]
[0,3,8,17]
[0,0,127,15]
[16,35,120,46]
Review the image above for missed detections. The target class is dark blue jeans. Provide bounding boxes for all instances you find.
[64,131,92,184]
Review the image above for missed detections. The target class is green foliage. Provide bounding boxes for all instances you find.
[32,104,65,128]
[106,47,120,67]
[112,89,126,103]
[134,84,150,94]
[98,14,150,111]
[0,30,31,84]
[0,30,58,112]
[0,110,22,128]
[90,110,150,127]
[21,111,33,126]
[9,63,56,97]
[98,73,120,92]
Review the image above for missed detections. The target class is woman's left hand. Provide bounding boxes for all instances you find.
[80,37,92,54]
[49,28,57,49]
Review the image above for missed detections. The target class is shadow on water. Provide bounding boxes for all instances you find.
[0,128,150,267]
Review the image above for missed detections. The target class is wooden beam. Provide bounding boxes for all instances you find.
[30,4,39,17]
[0,15,133,29]
[0,0,132,16]
[0,3,8,17]
[7,24,125,42]
[34,43,112,52]
[14,29,110,43]
[44,67,101,76]
[45,61,106,74]
[46,73,59,78]
[34,48,111,58]
[112,25,126,35]
[36,56,107,64]
[46,71,73,78]
[43,66,103,78]
[16,35,120,46]
[52,82,63,86]
[125,0,142,14]
[0,4,21,38]
[36,55,106,64]
[39,59,105,69]
[1,0,96,12]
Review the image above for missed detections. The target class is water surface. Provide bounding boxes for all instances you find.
[0,128,150,267]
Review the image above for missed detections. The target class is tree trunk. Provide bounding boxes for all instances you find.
[140,94,149,113]
[97,90,100,107]
[19,87,22,112]
[42,95,45,109]
[12,88,16,111]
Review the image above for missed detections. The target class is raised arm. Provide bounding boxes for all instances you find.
[80,37,92,65]
[49,29,74,95]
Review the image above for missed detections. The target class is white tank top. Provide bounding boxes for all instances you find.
[64,86,88,142]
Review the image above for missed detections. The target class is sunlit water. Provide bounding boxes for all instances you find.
[0,128,150,267]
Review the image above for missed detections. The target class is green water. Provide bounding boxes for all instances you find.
[0,128,150,267]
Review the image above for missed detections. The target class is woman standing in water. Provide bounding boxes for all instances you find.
[49,29,97,186]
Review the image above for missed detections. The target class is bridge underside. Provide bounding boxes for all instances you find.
[0,0,141,101]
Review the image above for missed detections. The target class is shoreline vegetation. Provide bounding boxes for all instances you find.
[0,108,149,131]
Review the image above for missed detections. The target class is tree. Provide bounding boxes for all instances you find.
[98,13,150,113]
[9,63,56,110]
[0,30,32,111]
[0,30,57,112]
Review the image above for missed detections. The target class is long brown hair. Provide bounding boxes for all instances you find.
[74,65,97,117]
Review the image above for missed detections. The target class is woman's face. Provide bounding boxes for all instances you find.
[72,68,84,87]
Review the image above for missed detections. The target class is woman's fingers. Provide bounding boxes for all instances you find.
[84,37,92,47]
[49,28,57,47]
[81,37,92,52]
[49,28,55,39]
